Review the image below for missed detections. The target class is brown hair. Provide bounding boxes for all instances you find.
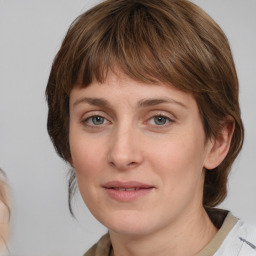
[46,0,244,212]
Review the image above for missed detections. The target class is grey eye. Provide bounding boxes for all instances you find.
[91,116,105,125]
[153,116,168,125]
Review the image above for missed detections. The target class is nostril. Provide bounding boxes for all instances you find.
[108,159,138,170]
[109,161,115,167]
[128,162,136,166]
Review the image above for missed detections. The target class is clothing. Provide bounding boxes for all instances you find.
[83,210,256,256]
[198,212,256,256]
[84,234,111,256]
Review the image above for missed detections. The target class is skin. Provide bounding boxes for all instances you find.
[69,70,233,256]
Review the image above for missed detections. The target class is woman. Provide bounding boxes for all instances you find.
[46,0,256,255]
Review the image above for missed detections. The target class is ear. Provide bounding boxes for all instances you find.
[204,117,235,170]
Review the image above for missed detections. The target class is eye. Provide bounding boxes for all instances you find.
[148,115,172,126]
[84,115,109,126]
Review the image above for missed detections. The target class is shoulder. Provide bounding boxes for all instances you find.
[83,244,97,256]
[83,233,111,256]
[216,217,256,256]
[236,220,256,250]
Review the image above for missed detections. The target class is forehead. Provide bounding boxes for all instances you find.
[70,69,196,111]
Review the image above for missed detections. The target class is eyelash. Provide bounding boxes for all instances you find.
[147,115,173,127]
[82,115,110,128]
[81,114,174,129]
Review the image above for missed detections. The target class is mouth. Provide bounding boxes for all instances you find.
[110,187,141,191]
[102,181,155,201]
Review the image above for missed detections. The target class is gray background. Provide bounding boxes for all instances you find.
[0,0,255,255]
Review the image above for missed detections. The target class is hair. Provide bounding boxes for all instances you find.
[46,0,244,214]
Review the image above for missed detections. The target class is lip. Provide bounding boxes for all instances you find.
[102,181,155,202]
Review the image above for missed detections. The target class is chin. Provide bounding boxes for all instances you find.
[109,224,153,237]
[97,211,157,236]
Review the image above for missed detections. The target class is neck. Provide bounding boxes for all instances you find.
[109,207,217,256]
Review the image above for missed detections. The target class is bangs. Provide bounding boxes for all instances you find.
[70,2,175,89]
[57,0,217,95]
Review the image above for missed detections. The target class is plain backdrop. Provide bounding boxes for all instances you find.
[0,0,255,255]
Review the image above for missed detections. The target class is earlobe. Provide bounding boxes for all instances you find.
[204,117,235,170]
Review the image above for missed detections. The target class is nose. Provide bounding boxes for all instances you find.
[107,125,144,170]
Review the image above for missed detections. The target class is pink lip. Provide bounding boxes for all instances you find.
[102,181,155,202]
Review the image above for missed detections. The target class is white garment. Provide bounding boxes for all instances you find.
[215,219,256,256]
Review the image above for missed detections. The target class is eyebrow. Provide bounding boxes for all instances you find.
[73,97,110,108]
[73,97,187,109]
[138,98,187,109]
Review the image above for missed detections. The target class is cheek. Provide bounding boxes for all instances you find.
[70,138,106,209]
[147,133,206,187]
[70,136,105,184]
[146,136,206,212]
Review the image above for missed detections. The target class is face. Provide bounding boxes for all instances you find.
[69,70,214,237]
